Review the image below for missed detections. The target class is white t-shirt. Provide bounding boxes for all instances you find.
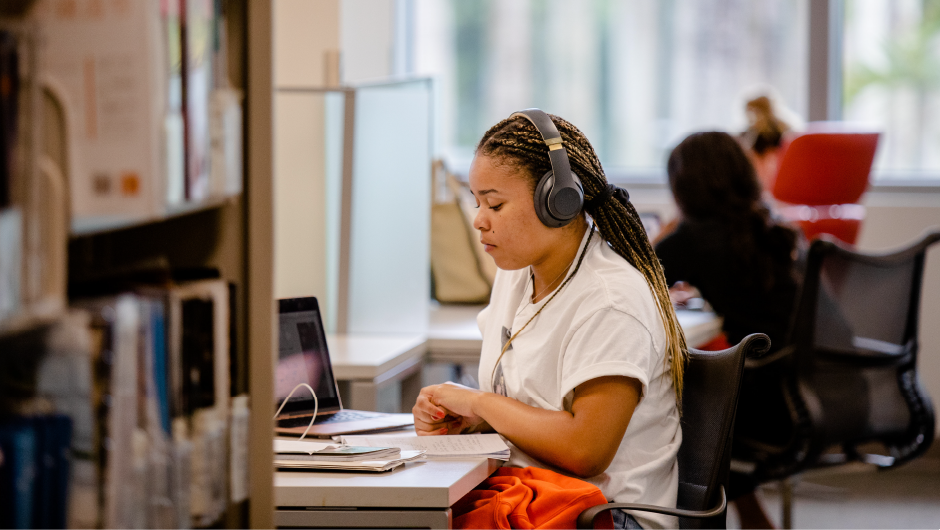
[477,226,681,529]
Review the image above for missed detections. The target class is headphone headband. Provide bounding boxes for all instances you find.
[510,109,564,149]
[509,109,584,227]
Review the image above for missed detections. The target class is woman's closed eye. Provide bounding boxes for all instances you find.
[488,203,503,211]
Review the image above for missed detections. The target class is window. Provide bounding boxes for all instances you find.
[843,0,940,180]
[414,0,809,177]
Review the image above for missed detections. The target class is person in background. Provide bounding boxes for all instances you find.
[740,94,792,193]
[654,131,803,529]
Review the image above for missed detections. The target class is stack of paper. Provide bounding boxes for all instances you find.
[273,450,426,472]
[273,438,425,472]
[340,433,511,461]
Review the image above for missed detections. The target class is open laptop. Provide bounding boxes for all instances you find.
[274,296,414,436]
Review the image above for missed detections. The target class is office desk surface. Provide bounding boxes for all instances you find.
[326,334,427,380]
[675,309,725,348]
[428,304,723,362]
[275,457,502,509]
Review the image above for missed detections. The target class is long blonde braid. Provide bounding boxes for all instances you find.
[477,114,689,405]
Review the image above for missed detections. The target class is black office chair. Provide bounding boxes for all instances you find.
[578,333,771,529]
[733,231,939,526]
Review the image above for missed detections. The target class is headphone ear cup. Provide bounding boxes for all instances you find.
[534,170,565,228]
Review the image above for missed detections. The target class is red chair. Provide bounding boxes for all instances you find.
[771,130,880,245]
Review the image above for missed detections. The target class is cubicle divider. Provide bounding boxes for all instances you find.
[276,79,432,336]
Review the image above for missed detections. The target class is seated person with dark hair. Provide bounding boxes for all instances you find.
[654,131,803,529]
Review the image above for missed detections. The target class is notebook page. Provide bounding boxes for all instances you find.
[274,439,339,454]
[341,433,509,457]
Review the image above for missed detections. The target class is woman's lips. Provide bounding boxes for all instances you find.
[481,242,495,253]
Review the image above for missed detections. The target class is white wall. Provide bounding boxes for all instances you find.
[273,94,329,302]
[341,0,396,84]
[274,0,341,88]
[272,0,339,306]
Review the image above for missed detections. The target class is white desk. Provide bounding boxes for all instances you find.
[275,457,502,528]
[676,309,725,348]
[427,304,724,363]
[326,334,426,413]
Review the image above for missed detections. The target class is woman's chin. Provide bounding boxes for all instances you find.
[491,255,528,271]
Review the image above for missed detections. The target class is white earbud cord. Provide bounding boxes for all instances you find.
[273,383,318,440]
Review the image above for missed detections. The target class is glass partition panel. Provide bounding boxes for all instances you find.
[346,80,432,334]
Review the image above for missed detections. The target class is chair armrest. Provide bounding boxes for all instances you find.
[576,486,726,529]
[744,345,794,369]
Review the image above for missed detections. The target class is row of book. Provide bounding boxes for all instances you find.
[0,415,71,529]
[28,0,243,226]
[0,29,16,211]
[0,278,249,529]
[0,27,22,324]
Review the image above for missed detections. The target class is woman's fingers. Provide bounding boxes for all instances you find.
[412,387,450,424]
[415,415,458,436]
[413,384,484,435]
[446,418,467,434]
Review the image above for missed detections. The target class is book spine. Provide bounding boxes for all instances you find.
[0,30,18,209]
[162,0,186,207]
[0,208,22,322]
[181,0,215,201]
[0,420,37,529]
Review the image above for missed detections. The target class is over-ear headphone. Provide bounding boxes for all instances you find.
[509,109,584,228]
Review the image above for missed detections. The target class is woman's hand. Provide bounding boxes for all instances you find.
[412,383,489,436]
[669,281,699,306]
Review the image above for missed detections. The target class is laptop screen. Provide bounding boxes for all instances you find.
[275,297,342,415]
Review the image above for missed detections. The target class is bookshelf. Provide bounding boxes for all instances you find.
[70,195,239,237]
[0,0,274,527]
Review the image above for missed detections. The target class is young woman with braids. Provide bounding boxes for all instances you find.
[655,131,802,529]
[413,112,687,529]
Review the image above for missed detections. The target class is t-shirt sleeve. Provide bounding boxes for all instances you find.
[560,308,657,401]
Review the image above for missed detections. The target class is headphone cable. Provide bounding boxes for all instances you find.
[274,383,319,440]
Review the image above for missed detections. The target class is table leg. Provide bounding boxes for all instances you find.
[402,368,423,413]
[347,380,379,411]
[339,356,425,413]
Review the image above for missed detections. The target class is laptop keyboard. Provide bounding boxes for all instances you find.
[277,409,382,428]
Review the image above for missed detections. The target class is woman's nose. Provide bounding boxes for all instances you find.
[473,209,487,232]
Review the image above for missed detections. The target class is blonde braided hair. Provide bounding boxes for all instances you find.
[477,113,689,405]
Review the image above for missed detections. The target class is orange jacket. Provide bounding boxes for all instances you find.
[453,467,614,529]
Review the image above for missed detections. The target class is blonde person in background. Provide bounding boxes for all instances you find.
[739,92,797,194]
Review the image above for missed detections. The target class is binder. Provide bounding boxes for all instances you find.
[34,0,168,223]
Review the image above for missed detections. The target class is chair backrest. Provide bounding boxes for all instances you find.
[789,231,940,463]
[677,333,770,529]
[772,132,879,206]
